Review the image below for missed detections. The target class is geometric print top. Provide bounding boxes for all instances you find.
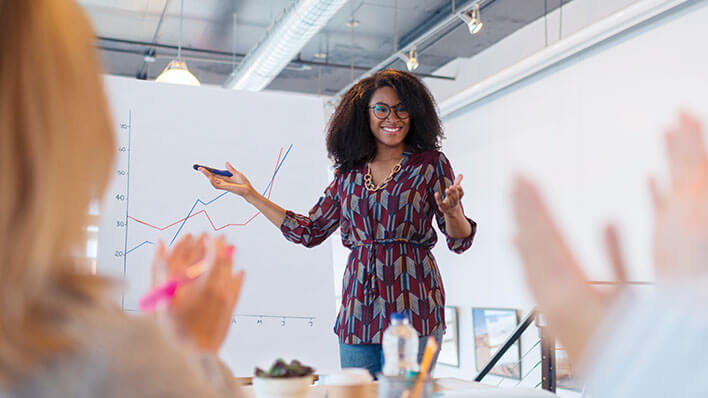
[280,150,477,344]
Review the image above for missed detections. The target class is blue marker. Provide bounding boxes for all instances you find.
[193,164,233,177]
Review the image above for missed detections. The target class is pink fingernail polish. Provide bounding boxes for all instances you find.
[224,245,236,259]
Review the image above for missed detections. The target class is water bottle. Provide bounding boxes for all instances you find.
[382,312,419,376]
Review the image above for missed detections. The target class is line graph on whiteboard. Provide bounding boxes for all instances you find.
[99,78,339,376]
[124,144,291,254]
[109,110,317,326]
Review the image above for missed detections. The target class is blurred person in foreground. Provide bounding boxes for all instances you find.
[513,112,708,397]
[0,1,244,396]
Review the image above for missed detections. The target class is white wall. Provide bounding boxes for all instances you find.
[425,0,708,390]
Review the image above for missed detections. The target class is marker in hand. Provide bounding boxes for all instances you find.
[193,164,233,177]
[139,245,236,312]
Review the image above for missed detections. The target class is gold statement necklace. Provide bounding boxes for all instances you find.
[364,159,402,192]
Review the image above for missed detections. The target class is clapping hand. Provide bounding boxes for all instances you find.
[512,178,623,365]
[512,111,708,367]
[650,112,708,286]
[151,234,244,353]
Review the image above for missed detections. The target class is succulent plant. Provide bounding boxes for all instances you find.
[255,359,315,378]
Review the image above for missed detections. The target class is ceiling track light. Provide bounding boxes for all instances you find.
[459,3,483,35]
[398,45,419,71]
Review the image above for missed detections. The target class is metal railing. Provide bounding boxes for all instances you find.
[474,309,558,393]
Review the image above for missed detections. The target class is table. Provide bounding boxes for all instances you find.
[240,377,556,397]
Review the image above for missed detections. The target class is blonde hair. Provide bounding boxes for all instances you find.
[0,0,116,384]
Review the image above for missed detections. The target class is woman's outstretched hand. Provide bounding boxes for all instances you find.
[434,174,465,216]
[199,162,255,199]
[200,161,287,229]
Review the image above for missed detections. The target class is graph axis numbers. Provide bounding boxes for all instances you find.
[118,110,132,310]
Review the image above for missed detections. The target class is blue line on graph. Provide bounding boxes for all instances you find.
[168,144,293,246]
[126,240,154,254]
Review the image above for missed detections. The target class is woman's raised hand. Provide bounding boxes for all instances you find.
[434,174,465,215]
[151,234,244,354]
[199,162,255,199]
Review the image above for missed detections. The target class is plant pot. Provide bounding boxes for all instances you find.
[252,375,314,398]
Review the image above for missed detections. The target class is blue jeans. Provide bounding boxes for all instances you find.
[339,328,444,379]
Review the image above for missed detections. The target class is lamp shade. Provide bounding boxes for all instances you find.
[156,60,200,86]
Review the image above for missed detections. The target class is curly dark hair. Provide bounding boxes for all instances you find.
[326,69,444,172]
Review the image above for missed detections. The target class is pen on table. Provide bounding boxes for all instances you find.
[139,245,236,312]
[193,164,233,177]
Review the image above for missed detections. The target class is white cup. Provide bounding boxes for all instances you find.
[321,368,373,386]
[321,369,375,398]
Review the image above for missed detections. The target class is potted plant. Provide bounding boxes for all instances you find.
[252,359,315,398]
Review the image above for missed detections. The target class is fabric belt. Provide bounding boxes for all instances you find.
[349,238,429,333]
[351,238,424,248]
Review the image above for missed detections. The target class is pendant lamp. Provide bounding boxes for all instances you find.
[156,0,200,85]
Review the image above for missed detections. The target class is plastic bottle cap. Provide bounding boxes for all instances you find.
[390,312,408,321]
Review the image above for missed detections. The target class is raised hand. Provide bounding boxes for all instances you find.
[512,177,617,365]
[199,162,255,199]
[650,112,708,284]
[512,111,708,367]
[150,234,206,290]
[434,174,465,215]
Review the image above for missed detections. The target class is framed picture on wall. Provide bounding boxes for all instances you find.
[472,308,521,379]
[438,306,460,367]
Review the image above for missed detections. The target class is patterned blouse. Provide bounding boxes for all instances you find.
[280,150,476,344]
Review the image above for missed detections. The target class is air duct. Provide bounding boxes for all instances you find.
[224,0,347,91]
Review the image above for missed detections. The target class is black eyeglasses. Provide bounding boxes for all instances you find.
[369,102,410,120]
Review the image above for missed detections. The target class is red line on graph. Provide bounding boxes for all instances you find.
[267,150,281,198]
[128,147,283,232]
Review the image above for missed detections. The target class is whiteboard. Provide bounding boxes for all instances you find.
[97,76,339,375]
[432,0,708,305]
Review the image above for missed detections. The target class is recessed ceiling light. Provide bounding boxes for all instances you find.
[346,19,360,28]
[314,51,328,59]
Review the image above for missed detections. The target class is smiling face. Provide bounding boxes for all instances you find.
[368,86,410,153]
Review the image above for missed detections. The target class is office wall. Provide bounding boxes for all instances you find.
[424,0,708,389]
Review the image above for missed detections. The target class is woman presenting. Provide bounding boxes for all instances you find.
[199,69,476,376]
